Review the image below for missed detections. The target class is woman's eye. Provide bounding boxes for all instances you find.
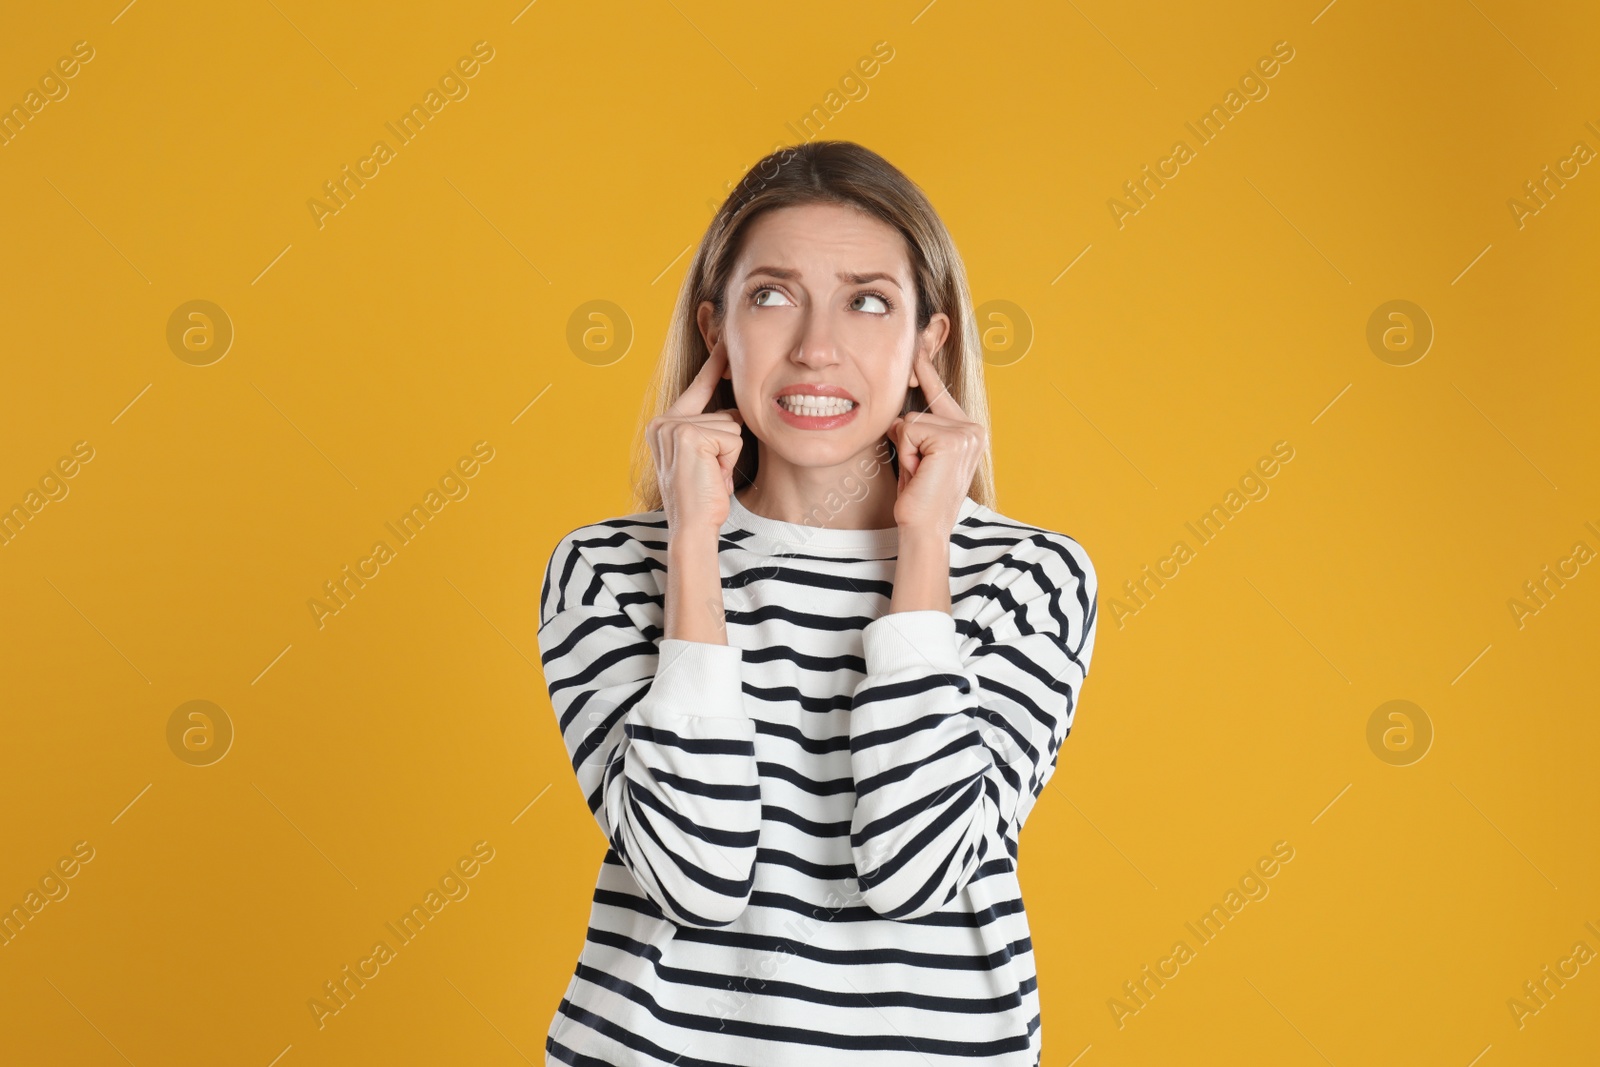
[852,292,890,314]
[752,287,793,307]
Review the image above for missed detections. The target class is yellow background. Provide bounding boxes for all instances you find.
[2,1,1597,1063]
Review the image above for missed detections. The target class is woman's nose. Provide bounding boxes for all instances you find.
[791,310,839,367]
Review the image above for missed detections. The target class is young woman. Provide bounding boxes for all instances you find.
[537,140,1099,1067]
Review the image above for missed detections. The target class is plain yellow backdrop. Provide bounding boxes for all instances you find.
[2,1,1596,1064]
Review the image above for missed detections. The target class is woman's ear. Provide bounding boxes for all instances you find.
[696,300,722,356]
[913,312,951,371]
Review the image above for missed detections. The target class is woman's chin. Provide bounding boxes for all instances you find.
[760,434,889,468]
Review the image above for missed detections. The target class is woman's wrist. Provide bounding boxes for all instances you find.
[665,530,728,644]
[889,530,952,615]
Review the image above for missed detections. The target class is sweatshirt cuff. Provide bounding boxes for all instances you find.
[643,638,747,720]
[862,610,964,677]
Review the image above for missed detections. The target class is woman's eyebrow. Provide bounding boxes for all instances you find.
[746,265,903,290]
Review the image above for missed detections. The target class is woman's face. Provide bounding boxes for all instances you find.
[697,202,949,473]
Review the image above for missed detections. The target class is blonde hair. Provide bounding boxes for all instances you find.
[628,140,996,514]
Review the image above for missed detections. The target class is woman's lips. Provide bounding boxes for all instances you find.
[771,396,860,430]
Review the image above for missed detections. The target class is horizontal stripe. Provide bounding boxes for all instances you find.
[584,926,1033,1007]
[566,962,1035,1056]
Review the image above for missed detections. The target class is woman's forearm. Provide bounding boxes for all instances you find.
[665,529,729,643]
[539,528,760,930]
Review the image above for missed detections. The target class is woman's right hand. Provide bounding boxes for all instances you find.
[649,343,746,538]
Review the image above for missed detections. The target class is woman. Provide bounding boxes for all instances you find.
[537,140,1098,1067]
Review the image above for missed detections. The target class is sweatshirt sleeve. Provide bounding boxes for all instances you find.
[536,527,761,928]
[848,532,1098,920]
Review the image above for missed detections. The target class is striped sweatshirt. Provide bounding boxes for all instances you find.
[536,489,1099,1067]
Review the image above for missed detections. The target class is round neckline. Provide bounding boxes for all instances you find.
[723,489,979,555]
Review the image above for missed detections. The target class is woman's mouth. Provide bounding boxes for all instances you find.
[773,393,859,429]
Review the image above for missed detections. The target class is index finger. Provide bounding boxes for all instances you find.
[668,345,728,416]
[913,349,966,420]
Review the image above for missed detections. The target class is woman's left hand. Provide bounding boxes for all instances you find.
[887,349,986,538]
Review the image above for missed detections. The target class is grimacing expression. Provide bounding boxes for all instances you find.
[697,201,948,470]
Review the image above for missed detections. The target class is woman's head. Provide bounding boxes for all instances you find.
[631,140,995,513]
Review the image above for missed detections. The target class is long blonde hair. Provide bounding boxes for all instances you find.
[628,140,996,514]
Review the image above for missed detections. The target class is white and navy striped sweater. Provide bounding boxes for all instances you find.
[536,490,1098,1067]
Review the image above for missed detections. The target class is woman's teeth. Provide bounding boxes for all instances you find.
[778,395,856,416]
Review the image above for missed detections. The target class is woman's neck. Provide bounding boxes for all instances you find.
[735,441,899,530]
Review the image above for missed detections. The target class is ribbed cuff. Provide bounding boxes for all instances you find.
[643,638,747,720]
[862,610,964,677]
